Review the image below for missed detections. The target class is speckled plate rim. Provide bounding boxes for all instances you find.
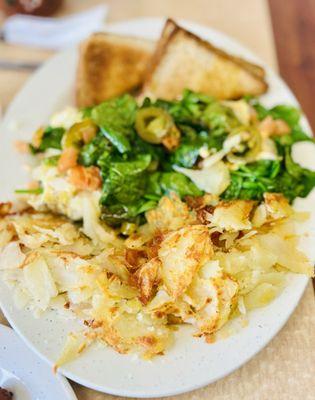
[0,324,77,400]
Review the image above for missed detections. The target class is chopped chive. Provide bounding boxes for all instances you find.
[15,188,43,195]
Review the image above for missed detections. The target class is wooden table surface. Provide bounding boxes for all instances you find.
[269,0,315,132]
[0,1,314,399]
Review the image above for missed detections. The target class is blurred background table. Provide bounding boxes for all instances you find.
[0,1,314,399]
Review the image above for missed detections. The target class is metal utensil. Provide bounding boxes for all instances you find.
[0,59,41,71]
[0,30,41,71]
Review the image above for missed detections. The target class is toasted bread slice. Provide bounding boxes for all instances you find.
[141,19,267,100]
[76,33,154,107]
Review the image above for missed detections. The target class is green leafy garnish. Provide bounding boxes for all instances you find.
[170,141,202,168]
[27,92,315,227]
[222,153,315,203]
[251,99,314,146]
[30,127,65,153]
[222,99,314,202]
[78,133,112,167]
[101,154,152,204]
[100,154,152,224]
[148,172,203,198]
[253,103,300,126]
[91,94,138,153]
[15,188,43,195]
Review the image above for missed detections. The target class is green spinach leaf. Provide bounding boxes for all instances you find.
[30,127,65,153]
[222,152,315,203]
[100,154,151,205]
[78,133,112,167]
[91,94,138,153]
[170,142,202,168]
[147,171,203,198]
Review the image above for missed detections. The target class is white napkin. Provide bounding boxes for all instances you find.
[2,5,108,50]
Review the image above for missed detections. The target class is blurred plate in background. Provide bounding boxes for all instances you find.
[0,324,77,400]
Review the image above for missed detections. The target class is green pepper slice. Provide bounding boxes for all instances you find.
[226,126,262,164]
[135,107,174,144]
[62,119,98,149]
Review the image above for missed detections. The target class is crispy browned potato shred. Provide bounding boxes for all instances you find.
[0,192,313,364]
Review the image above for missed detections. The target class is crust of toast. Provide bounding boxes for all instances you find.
[140,19,268,100]
[76,33,154,107]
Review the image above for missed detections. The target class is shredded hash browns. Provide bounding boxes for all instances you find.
[0,194,313,365]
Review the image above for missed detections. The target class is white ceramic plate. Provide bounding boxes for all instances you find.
[0,324,77,400]
[0,18,314,398]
